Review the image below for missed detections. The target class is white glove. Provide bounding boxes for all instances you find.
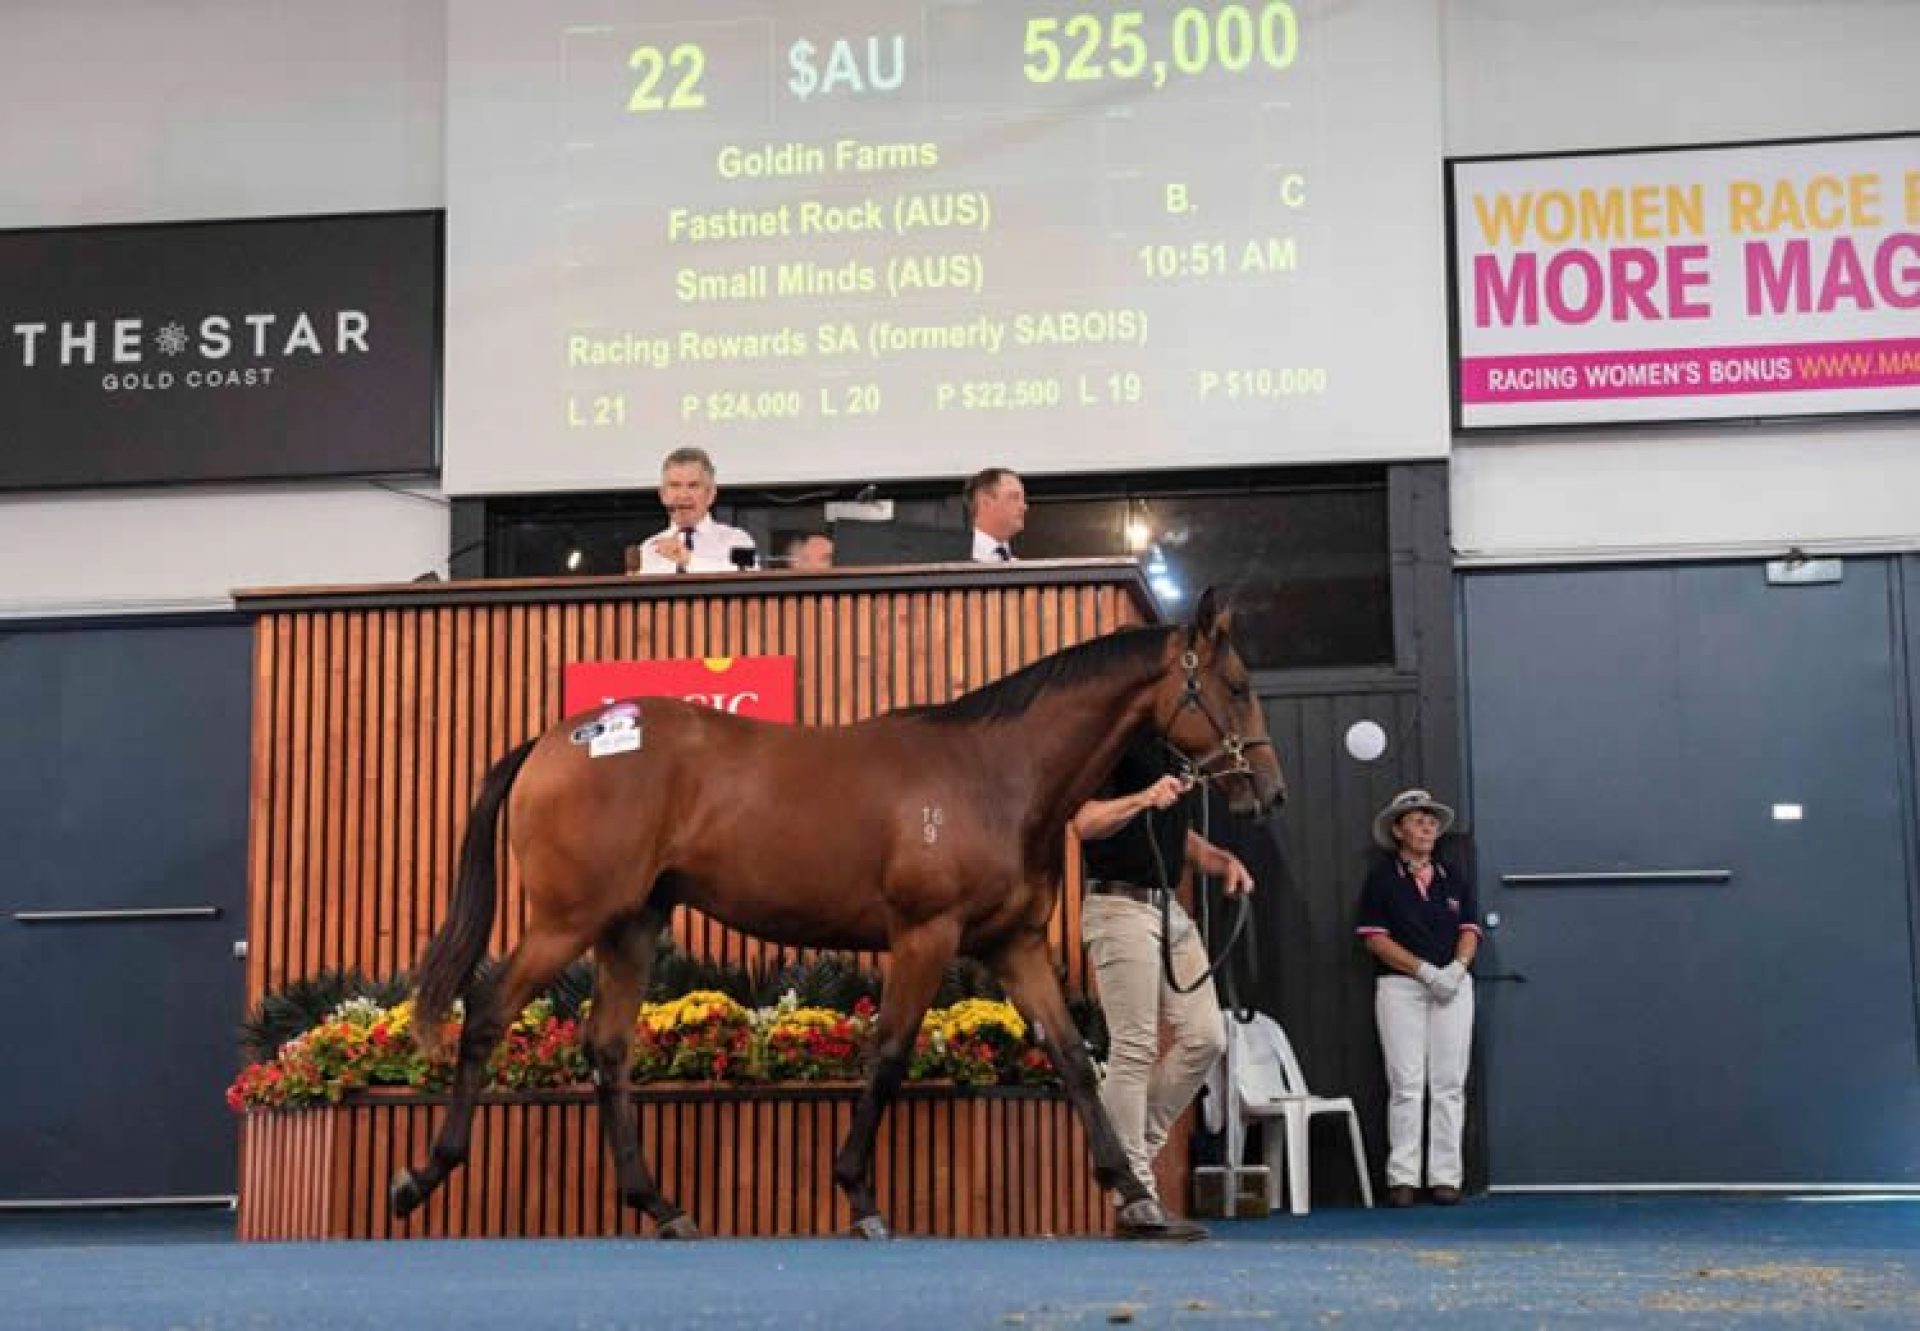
[1430,961,1468,1002]
[1415,961,1443,992]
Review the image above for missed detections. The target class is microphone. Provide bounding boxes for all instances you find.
[852,483,879,503]
[411,533,590,580]
[411,534,490,583]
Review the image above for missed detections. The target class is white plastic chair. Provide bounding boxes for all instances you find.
[1222,1012,1374,1215]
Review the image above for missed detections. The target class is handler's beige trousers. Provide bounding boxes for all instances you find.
[1083,894,1226,1199]
[1375,973,1475,1188]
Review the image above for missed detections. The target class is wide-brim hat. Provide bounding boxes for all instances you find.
[1372,788,1454,851]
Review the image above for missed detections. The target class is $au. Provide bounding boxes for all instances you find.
[787,35,906,101]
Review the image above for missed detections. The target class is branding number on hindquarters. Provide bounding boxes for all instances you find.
[571,701,644,758]
[922,805,944,846]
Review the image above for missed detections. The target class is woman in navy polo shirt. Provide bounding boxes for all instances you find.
[1355,789,1482,1207]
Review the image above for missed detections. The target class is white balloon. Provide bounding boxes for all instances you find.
[1345,720,1387,762]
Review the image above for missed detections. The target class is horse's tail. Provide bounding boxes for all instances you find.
[411,737,539,1060]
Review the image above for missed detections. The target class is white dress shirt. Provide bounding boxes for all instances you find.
[635,514,757,574]
[971,529,1017,564]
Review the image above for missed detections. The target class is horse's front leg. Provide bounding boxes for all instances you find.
[832,917,958,1239]
[991,928,1202,1240]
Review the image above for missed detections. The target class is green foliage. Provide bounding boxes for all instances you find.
[932,958,1005,1008]
[240,968,409,1061]
[542,958,596,1023]
[751,953,884,1011]
[646,944,756,1007]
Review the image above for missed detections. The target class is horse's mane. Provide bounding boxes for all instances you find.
[895,624,1177,725]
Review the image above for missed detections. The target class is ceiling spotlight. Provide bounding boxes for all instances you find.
[565,549,585,572]
[1125,520,1152,551]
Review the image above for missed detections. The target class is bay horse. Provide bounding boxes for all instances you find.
[394,588,1285,1240]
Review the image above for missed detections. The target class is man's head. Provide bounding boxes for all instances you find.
[658,447,718,529]
[785,531,835,572]
[964,467,1027,543]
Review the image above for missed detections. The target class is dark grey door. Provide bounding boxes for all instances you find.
[0,621,252,1201]
[1463,560,1920,1184]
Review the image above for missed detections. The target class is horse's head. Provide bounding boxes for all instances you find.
[1154,588,1287,817]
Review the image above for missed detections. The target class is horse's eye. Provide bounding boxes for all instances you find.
[1229,683,1251,701]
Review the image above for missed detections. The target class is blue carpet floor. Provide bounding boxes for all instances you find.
[2,1195,1916,1329]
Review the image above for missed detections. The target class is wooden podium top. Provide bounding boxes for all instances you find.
[234,556,1161,620]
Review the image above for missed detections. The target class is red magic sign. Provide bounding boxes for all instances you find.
[563,656,798,723]
[0,211,439,489]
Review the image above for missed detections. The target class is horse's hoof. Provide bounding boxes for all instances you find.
[389,1169,427,1220]
[656,1214,703,1241]
[850,1214,892,1241]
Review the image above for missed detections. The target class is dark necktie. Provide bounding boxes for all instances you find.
[994,544,1012,562]
[677,527,696,573]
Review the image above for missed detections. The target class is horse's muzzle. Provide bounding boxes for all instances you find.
[1228,770,1286,818]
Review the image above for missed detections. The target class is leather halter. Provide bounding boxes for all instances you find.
[1163,648,1273,790]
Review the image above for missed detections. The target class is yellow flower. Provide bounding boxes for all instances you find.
[510,996,554,1035]
[927,999,1026,1042]
[768,1006,854,1037]
[639,990,746,1033]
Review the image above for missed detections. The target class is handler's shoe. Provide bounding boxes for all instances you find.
[1113,1198,1209,1243]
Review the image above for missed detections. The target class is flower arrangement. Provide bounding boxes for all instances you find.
[913,998,1031,1086]
[631,990,753,1082]
[760,996,874,1082]
[228,975,1068,1112]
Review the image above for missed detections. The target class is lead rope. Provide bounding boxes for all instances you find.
[1143,778,1255,1019]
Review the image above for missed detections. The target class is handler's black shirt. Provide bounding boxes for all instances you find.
[1082,736,1189,888]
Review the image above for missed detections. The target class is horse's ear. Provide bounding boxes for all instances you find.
[1190,586,1227,643]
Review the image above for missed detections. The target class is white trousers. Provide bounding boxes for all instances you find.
[1083,894,1226,1199]
[1374,973,1474,1188]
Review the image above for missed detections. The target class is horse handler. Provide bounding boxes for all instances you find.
[1074,730,1254,1241]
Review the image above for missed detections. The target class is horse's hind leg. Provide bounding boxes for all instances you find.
[988,930,1156,1208]
[832,917,958,1240]
[391,928,585,1219]
[586,910,698,1239]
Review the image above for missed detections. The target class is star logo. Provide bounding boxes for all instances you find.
[154,322,189,356]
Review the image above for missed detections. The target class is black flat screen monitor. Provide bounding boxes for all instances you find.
[831,521,965,568]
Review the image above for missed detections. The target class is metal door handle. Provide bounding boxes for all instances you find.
[14,906,221,923]
[1499,870,1730,886]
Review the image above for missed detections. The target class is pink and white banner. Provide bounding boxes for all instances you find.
[1451,134,1920,428]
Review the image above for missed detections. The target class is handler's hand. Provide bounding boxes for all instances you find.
[1137,774,1187,812]
[1219,853,1254,897]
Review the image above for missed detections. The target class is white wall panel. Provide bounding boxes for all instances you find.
[0,0,445,226]
[1453,422,1920,565]
[0,484,449,617]
[1443,0,1920,159]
